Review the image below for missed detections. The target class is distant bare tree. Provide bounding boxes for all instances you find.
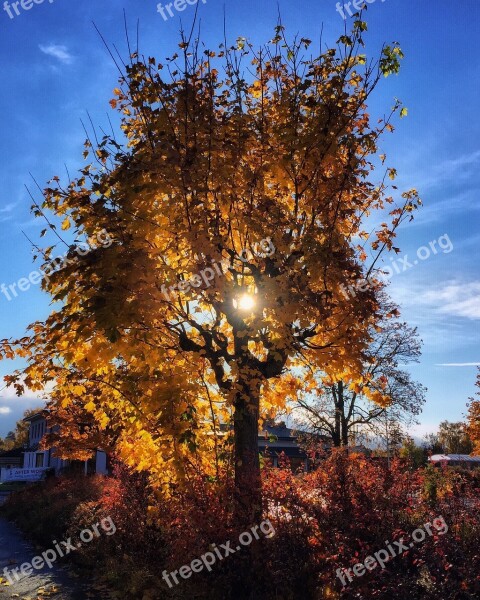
[295,307,426,448]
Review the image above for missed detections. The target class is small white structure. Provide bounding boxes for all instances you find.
[21,412,108,477]
[429,454,480,469]
[0,467,47,483]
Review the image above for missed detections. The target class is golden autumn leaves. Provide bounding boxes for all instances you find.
[0,23,420,507]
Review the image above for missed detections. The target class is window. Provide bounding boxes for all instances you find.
[35,453,44,468]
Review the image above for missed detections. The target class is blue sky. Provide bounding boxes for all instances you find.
[0,0,479,438]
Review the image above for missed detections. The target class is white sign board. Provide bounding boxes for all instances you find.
[0,468,48,482]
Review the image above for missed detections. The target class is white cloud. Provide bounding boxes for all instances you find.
[418,281,480,320]
[0,380,51,400]
[436,363,480,367]
[401,149,480,193]
[388,279,480,350]
[397,281,480,321]
[0,407,12,415]
[0,203,17,214]
[435,150,480,179]
[39,44,73,65]
[0,202,16,222]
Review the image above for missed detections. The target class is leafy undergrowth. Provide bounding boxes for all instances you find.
[1,453,480,599]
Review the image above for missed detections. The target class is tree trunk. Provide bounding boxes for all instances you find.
[336,382,349,446]
[333,381,349,447]
[333,399,341,447]
[233,383,262,526]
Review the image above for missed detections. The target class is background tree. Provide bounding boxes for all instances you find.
[467,368,480,454]
[423,432,444,455]
[0,431,16,452]
[399,436,427,469]
[423,421,474,455]
[0,23,420,522]
[378,411,405,465]
[437,420,473,455]
[294,309,426,447]
[0,407,42,451]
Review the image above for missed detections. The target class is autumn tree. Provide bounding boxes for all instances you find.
[421,435,439,457]
[0,407,42,451]
[466,368,480,454]
[399,436,427,469]
[0,23,420,522]
[0,431,16,452]
[435,420,474,455]
[467,406,480,454]
[11,411,32,448]
[467,370,480,454]
[294,305,426,447]
[423,421,474,455]
[41,395,118,461]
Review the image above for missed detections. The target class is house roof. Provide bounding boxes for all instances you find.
[260,425,299,439]
[217,423,300,437]
[429,454,480,463]
[23,411,47,423]
[0,447,24,458]
[259,445,307,459]
[213,422,330,445]
[259,424,330,442]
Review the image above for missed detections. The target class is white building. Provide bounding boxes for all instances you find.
[22,412,108,476]
[429,454,480,470]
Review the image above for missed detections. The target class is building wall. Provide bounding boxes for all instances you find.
[28,417,47,446]
[0,458,22,469]
[23,416,108,476]
[95,451,108,475]
[23,450,47,468]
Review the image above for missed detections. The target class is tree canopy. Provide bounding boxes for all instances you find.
[0,22,420,519]
[467,371,480,454]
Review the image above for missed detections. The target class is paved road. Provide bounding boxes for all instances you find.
[0,517,112,599]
